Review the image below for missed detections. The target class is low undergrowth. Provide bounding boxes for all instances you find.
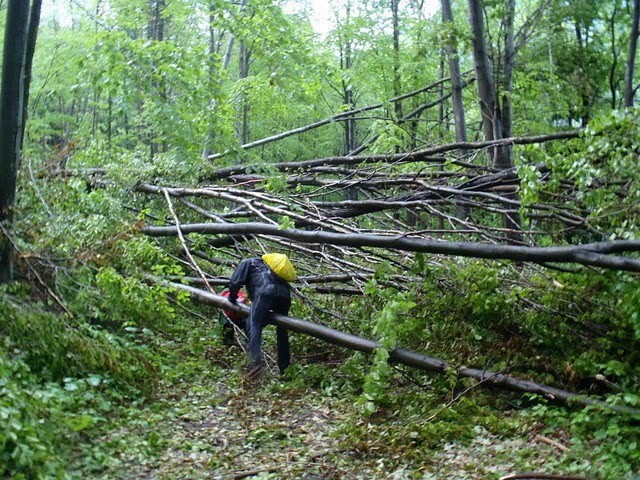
[2,271,639,480]
[1,215,639,478]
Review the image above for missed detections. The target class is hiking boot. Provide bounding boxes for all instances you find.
[222,328,235,347]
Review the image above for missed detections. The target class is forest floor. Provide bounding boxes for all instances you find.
[82,336,580,480]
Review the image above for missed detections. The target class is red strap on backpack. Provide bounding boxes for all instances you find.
[221,289,247,321]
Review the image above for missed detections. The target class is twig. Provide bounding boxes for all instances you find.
[423,371,496,423]
[162,187,216,294]
[27,156,56,220]
[390,363,433,391]
[224,463,286,479]
[534,434,569,453]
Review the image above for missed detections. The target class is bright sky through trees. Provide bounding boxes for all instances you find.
[284,0,441,37]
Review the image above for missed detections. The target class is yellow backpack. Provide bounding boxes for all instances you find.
[262,253,297,282]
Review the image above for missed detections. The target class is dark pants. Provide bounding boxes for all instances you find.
[246,284,291,372]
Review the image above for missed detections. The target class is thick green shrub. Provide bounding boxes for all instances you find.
[0,349,65,479]
[0,290,158,395]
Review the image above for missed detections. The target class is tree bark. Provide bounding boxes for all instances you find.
[442,0,468,144]
[201,0,218,159]
[147,0,166,160]
[237,40,251,145]
[205,130,581,179]
[608,1,620,109]
[0,0,31,283]
[468,0,497,145]
[164,281,640,415]
[501,0,516,140]
[202,0,246,158]
[19,0,42,150]
[442,0,470,221]
[625,0,640,107]
[141,221,640,272]
[391,0,403,120]
[341,1,358,161]
[498,0,522,239]
[467,0,521,241]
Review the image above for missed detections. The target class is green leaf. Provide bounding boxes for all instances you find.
[68,414,94,432]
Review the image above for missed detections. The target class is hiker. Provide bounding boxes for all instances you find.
[227,254,296,377]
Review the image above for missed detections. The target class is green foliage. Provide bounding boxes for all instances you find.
[93,267,179,329]
[408,260,518,355]
[369,121,412,153]
[0,345,124,480]
[516,159,543,219]
[531,401,640,478]
[0,349,65,479]
[0,289,158,394]
[402,256,640,394]
[281,362,351,396]
[532,110,640,239]
[265,174,290,195]
[358,287,415,416]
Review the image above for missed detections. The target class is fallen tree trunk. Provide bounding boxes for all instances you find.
[164,276,363,295]
[207,73,473,160]
[168,273,371,285]
[139,165,585,232]
[205,131,581,180]
[206,153,446,181]
[166,281,639,415]
[141,221,640,272]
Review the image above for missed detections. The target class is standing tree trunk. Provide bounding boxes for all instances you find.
[237,40,251,145]
[625,0,640,107]
[340,1,358,201]
[443,0,469,222]
[467,0,521,241]
[147,0,166,160]
[468,0,498,146]
[1,0,40,283]
[202,1,217,158]
[442,0,468,144]
[341,3,357,155]
[501,0,515,141]
[202,0,246,159]
[19,0,42,150]
[607,0,620,109]
[573,21,592,126]
[391,0,403,120]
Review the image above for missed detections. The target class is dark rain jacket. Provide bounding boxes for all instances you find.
[227,257,290,303]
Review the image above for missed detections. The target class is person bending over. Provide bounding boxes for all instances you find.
[227,256,292,377]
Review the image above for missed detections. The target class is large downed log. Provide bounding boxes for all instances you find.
[140,163,586,233]
[167,281,639,415]
[141,221,640,272]
[205,131,582,180]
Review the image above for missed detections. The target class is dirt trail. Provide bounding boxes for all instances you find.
[124,375,362,479]
[107,347,567,480]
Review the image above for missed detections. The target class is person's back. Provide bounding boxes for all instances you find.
[232,257,287,300]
